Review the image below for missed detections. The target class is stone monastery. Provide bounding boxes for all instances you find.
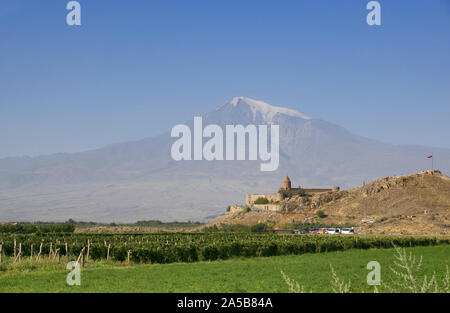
[239,176,340,212]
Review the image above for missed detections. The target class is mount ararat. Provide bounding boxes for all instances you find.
[0,97,449,222]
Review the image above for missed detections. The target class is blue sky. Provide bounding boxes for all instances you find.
[1,0,449,158]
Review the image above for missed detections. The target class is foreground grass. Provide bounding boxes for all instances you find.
[0,245,448,293]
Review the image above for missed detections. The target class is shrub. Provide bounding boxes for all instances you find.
[278,188,293,199]
[242,206,251,213]
[254,197,269,204]
[316,210,327,218]
[0,223,75,234]
[296,188,307,197]
[250,223,269,233]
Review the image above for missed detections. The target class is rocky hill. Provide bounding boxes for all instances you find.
[208,170,450,235]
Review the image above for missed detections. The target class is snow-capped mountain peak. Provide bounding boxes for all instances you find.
[226,96,311,123]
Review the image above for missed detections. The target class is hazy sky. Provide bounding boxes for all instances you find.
[1,0,449,158]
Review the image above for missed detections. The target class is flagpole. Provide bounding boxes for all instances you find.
[432,153,434,170]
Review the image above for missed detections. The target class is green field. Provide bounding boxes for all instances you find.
[1,245,448,293]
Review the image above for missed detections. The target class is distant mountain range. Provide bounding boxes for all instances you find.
[1,97,449,222]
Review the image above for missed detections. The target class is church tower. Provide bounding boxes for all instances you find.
[283,176,292,190]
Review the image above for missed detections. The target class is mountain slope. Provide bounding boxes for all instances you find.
[0,97,449,222]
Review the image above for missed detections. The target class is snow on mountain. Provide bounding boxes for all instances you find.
[223,96,311,124]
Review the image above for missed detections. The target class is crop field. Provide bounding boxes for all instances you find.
[0,233,448,293]
[1,233,448,264]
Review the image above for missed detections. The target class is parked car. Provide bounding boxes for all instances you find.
[325,228,341,234]
[341,228,355,234]
[312,228,326,234]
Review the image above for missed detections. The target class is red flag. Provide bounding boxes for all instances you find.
[427,155,433,159]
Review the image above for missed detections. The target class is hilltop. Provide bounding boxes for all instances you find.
[207,170,450,235]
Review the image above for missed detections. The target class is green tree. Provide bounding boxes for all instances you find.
[254,197,269,204]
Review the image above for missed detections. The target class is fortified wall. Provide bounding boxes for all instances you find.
[243,176,340,212]
[245,193,282,205]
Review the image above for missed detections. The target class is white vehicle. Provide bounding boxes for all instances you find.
[326,228,341,234]
[341,228,355,234]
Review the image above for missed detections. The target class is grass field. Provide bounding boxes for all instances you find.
[0,245,448,293]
